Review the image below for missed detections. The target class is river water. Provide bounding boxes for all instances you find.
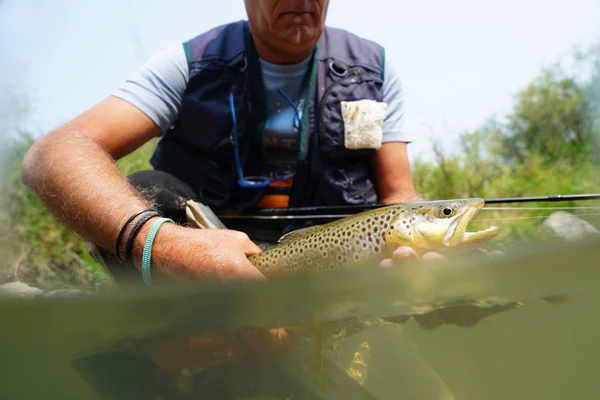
[0,237,598,399]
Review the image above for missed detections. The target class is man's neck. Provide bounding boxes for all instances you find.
[251,34,314,65]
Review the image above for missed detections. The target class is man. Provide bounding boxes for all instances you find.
[21,0,444,378]
[22,0,431,282]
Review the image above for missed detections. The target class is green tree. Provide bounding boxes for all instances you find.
[499,46,600,166]
[413,43,600,249]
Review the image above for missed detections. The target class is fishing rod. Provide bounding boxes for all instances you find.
[217,193,600,221]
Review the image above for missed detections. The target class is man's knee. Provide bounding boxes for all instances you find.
[127,170,196,225]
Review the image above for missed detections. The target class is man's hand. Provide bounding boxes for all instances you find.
[134,222,266,281]
[378,246,447,268]
[128,224,299,375]
[140,327,299,376]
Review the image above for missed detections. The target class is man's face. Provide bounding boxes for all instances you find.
[245,0,329,56]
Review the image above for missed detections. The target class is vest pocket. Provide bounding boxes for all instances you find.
[319,70,384,160]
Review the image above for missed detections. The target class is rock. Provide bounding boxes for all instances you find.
[543,211,600,241]
[0,281,44,298]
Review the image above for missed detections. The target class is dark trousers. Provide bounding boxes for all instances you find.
[125,169,199,224]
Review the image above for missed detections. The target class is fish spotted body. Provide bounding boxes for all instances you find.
[249,198,500,275]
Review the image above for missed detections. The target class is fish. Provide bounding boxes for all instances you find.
[248,197,500,275]
[246,198,500,387]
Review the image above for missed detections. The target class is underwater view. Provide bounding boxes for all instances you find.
[1,233,599,400]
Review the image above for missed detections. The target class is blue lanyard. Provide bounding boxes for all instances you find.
[229,89,302,188]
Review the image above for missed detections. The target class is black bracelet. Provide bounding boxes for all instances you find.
[115,208,155,262]
[124,211,161,268]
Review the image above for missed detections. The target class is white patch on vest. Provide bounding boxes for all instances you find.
[341,100,387,150]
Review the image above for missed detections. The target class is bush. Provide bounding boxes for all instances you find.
[0,134,156,290]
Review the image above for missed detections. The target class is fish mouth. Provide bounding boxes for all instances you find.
[443,199,499,248]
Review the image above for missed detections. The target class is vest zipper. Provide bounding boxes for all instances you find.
[298,47,319,162]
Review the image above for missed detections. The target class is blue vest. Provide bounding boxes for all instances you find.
[150,20,386,211]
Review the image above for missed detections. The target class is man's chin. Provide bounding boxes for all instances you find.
[278,25,320,46]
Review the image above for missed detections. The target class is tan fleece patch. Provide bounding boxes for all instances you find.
[341,99,387,150]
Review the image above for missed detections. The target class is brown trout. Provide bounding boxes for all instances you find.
[246,198,499,388]
[248,197,500,275]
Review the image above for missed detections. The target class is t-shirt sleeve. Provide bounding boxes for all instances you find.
[381,53,411,143]
[111,43,190,133]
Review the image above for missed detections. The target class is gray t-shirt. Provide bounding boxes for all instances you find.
[112,43,411,173]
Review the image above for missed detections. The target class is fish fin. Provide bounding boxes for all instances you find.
[312,329,325,392]
[285,324,327,391]
[277,225,321,243]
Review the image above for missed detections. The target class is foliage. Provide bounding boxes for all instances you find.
[413,44,600,250]
[500,71,594,165]
[0,44,599,289]
[0,133,156,290]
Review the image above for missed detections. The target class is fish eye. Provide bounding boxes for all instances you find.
[441,207,454,217]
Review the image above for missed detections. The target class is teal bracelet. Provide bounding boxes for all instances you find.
[141,217,174,286]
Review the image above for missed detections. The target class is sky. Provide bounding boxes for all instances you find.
[0,0,599,162]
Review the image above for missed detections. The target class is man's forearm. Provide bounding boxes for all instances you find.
[21,130,152,255]
[371,142,423,204]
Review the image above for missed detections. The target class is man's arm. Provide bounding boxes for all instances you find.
[22,96,162,254]
[372,142,421,203]
[21,45,264,281]
[371,53,422,204]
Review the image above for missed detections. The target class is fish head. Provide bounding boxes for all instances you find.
[388,198,499,253]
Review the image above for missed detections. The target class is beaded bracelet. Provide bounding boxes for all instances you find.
[141,217,174,286]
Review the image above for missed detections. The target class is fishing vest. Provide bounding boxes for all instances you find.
[150,20,386,211]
